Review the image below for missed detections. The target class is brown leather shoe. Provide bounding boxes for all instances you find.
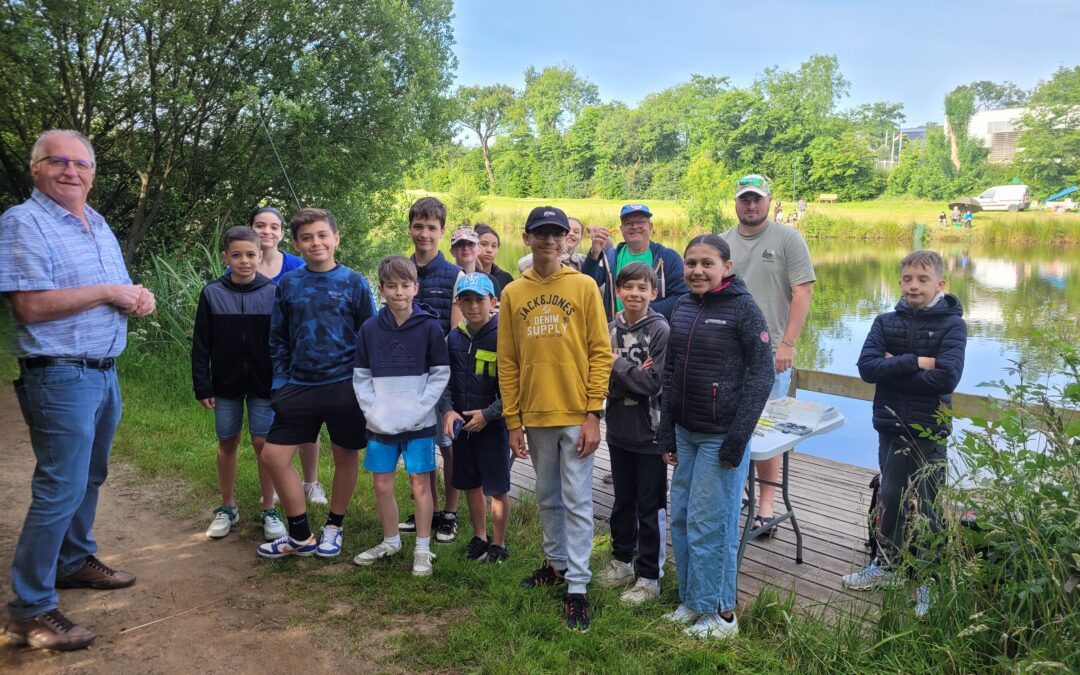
[55,555,136,590]
[3,609,96,650]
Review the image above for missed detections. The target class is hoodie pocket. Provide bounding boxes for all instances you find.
[521,363,586,414]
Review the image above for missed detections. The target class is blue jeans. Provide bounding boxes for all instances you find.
[670,425,750,614]
[213,396,273,439]
[9,364,122,619]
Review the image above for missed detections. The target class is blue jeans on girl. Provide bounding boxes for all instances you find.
[670,425,750,614]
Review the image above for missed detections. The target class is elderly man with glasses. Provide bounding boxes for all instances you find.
[0,129,155,651]
[581,204,687,321]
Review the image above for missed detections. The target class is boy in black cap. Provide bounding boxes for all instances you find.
[499,206,613,631]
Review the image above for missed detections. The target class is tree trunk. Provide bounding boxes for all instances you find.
[481,139,495,190]
[944,118,961,171]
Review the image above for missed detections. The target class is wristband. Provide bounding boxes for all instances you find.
[780,339,796,348]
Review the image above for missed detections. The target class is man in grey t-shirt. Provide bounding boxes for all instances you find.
[721,174,815,532]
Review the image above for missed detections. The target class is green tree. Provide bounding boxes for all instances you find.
[944,85,976,170]
[1017,66,1080,196]
[806,131,883,201]
[0,0,456,259]
[455,84,517,191]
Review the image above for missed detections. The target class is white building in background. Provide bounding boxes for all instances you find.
[968,108,1027,162]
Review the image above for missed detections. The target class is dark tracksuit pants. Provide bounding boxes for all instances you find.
[877,433,947,568]
[609,443,668,580]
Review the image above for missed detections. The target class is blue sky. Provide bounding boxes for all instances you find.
[451,0,1078,127]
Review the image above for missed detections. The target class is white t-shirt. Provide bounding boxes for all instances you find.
[721,221,816,347]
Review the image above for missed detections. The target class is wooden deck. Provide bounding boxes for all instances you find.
[505,429,879,614]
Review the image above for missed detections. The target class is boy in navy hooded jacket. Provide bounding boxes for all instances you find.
[352,256,450,577]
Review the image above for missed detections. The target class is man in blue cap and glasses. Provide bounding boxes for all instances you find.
[582,203,687,321]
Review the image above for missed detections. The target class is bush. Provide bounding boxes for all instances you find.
[901,345,1080,670]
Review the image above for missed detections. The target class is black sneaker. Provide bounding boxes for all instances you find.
[486,544,509,565]
[521,562,566,588]
[436,511,458,543]
[398,514,417,534]
[565,593,590,632]
[465,536,489,561]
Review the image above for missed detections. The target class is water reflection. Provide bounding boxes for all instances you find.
[472,235,1080,468]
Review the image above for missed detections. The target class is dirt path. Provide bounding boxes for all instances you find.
[0,386,370,674]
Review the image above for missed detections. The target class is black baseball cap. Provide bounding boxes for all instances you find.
[524,205,570,233]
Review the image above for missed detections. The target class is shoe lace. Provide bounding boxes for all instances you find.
[41,609,76,632]
[213,506,235,518]
[321,526,340,544]
[566,595,588,620]
[83,555,115,577]
[530,564,554,583]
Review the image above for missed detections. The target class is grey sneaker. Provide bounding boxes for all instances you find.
[619,577,660,606]
[915,584,933,618]
[303,481,328,505]
[841,562,901,591]
[353,540,401,566]
[206,506,238,539]
[597,559,635,588]
[413,549,436,576]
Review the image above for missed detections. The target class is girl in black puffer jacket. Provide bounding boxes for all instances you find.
[657,234,774,640]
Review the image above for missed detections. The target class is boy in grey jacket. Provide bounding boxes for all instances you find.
[595,262,670,606]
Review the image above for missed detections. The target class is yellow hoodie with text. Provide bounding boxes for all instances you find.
[498,266,613,429]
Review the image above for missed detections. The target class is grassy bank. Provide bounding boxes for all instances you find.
[0,245,1074,672]
[410,191,1080,244]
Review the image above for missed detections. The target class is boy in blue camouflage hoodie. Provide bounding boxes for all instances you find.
[256,208,376,560]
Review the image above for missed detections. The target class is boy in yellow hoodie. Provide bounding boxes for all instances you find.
[499,205,613,632]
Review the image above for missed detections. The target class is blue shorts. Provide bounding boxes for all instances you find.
[214,396,273,439]
[364,436,436,475]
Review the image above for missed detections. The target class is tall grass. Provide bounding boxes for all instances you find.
[127,243,222,354]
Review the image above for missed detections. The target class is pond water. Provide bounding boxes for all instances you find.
[471,233,1080,470]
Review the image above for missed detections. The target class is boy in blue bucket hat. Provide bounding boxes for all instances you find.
[439,273,512,564]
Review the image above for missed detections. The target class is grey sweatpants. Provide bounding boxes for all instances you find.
[525,425,594,594]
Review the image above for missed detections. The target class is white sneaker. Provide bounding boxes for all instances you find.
[685,612,739,640]
[316,525,343,558]
[619,577,660,606]
[261,509,286,541]
[597,559,635,588]
[413,549,436,577]
[661,603,700,624]
[206,506,238,539]
[353,540,401,566]
[304,481,329,505]
[272,491,280,505]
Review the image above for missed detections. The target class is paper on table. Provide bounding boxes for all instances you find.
[760,397,835,430]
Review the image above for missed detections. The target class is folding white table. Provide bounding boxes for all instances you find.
[737,401,846,568]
